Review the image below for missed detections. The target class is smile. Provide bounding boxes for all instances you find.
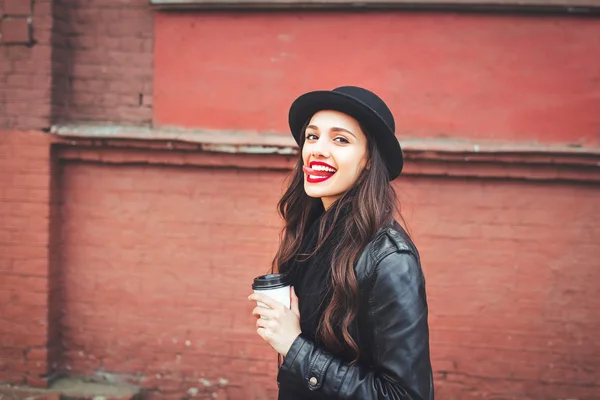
[303,161,337,183]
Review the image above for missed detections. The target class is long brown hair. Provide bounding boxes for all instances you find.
[272,126,402,364]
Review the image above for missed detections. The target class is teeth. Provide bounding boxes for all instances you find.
[312,165,336,173]
[309,175,328,180]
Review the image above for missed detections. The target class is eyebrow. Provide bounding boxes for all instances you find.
[306,125,356,139]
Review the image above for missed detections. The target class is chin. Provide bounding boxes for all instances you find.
[304,183,344,201]
[304,183,328,199]
[303,187,320,198]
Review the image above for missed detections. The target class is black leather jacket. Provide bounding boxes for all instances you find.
[277,223,434,399]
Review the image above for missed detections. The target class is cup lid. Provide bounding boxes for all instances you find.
[252,273,291,290]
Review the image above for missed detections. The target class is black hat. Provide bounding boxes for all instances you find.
[288,86,403,180]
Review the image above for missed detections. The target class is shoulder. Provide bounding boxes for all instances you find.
[355,221,423,285]
[371,221,420,259]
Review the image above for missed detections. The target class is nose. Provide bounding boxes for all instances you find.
[310,137,330,159]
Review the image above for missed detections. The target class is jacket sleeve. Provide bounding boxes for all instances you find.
[277,251,434,400]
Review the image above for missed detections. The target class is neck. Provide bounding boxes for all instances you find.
[321,194,342,211]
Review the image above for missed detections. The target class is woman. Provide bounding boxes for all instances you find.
[248,86,434,399]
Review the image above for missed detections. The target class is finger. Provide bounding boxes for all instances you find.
[256,327,271,342]
[248,293,283,310]
[252,306,275,319]
[291,287,300,317]
[256,327,268,340]
[256,317,269,329]
[256,315,280,332]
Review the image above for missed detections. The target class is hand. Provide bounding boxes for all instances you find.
[248,287,301,357]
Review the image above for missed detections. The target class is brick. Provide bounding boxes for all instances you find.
[0,186,49,201]
[4,0,32,16]
[24,347,47,362]
[0,346,24,359]
[6,73,52,88]
[12,259,48,277]
[0,274,47,292]
[5,358,46,375]
[15,116,52,130]
[10,291,48,307]
[0,259,13,273]
[9,333,47,348]
[32,1,52,17]
[3,88,51,103]
[0,288,13,303]
[7,201,50,219]
[0,369,27,385]
[0,18,31,44]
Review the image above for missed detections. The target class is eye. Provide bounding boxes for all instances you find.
[334,136,350,144]
[305,133,318,141]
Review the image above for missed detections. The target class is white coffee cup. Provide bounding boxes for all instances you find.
[252,273,291,310]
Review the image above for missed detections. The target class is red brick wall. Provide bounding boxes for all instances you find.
[154,12,600,146]
[401,178,600,399]
[1,1,599,398]
[0,131,52,386]
[1,0,153,128]
[0,0,53,130]
[54,160,283,399]
[51,0,154,126]
[45,151,600,399]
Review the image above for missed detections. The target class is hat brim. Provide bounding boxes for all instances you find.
[288,90,403,179]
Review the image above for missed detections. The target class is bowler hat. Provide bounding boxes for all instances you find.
[288,86,403,180]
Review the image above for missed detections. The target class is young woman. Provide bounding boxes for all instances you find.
[248,86,434,400]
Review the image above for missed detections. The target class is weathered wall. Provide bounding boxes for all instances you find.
[403,177,600,399]
[51,0,154,126]
[0,0,53,130]
[0,131,52,387]
[53,160,283,399]
[43,150,600,399]
[1,0,55,388]
[154,12,600,146]
[1,0,154,388]
[1,1,599,399]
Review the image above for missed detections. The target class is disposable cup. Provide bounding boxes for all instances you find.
[252,273,291,310]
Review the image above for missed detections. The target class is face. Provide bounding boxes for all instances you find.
[301,110,369,210]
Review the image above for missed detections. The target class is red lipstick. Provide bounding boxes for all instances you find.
[303,161,337,183]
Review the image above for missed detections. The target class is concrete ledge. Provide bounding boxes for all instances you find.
[149,0,600,13]
[0,379,141,400]
[51,125,297,155]
[50,124,600,183]
[50,124,600,157]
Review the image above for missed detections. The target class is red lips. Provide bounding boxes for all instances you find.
[303,161,337,183]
